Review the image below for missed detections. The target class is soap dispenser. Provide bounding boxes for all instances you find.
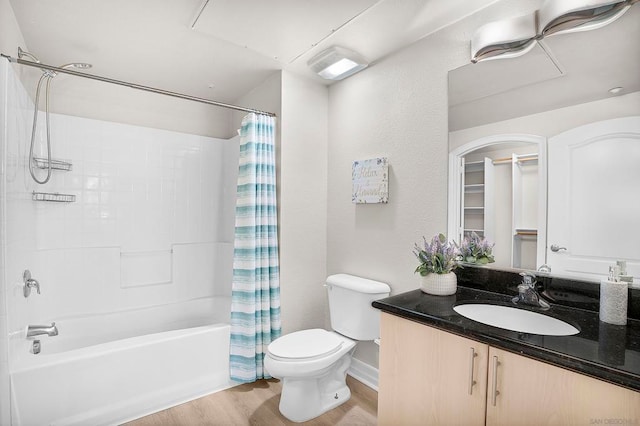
[599,265,628,326]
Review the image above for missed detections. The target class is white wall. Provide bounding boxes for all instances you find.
[449,91,640,151]
[325,0,541,368]
[46,77,236,140]
[233,71,330,336]
[279,71,329,334]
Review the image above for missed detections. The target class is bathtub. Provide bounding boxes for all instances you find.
[10,296,235,426]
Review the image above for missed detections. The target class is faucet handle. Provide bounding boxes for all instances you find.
[519,271,537,287]
[23,270,41,297]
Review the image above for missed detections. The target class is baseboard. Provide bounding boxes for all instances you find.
[347,358,379,391]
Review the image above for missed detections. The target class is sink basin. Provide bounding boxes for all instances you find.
[453,303,579,336]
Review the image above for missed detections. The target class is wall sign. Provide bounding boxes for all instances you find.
[352,157,389,204]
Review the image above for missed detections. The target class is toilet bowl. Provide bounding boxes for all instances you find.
[265,274,391,423]
[265,329,357,422]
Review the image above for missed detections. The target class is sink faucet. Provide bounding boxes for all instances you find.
[512,272,550,310]
[26,322,58,338]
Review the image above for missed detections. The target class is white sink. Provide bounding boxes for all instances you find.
[453,304,579,336]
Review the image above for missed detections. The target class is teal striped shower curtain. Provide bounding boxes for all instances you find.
[230,113,281,383]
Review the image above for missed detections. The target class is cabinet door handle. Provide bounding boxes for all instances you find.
[468,347,478,395]
[491,355,501,406]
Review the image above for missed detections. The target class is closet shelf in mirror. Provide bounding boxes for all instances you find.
[464,161,484,172]
[464,207,484,214]
[464,228,485,234]
[464,183,484,193]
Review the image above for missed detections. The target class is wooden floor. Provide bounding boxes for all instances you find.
[124,376,378,426]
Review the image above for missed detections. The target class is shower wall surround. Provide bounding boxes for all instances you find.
[2,62,238,367]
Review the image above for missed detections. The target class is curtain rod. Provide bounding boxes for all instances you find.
[1,54,276,117]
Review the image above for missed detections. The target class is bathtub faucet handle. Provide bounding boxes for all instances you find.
[23,270,41,298]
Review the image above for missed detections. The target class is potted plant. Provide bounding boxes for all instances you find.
[413,233,459,295]
[458,231,495,265]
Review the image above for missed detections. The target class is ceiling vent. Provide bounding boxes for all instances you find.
[307,46,368,81]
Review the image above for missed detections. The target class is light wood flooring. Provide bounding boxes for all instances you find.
[124,376,378,426]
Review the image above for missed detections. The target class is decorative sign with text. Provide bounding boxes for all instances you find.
[352,157,389,204]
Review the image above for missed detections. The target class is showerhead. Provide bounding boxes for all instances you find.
[60,62,92,70]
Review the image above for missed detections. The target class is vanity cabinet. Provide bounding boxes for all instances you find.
[486,346,640,425]
[378,312,640,425]
[378,312,489,425]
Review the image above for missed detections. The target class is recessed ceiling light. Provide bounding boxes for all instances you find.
[609,86,624,94]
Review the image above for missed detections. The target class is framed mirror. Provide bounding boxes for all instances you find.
[448,4,640,282]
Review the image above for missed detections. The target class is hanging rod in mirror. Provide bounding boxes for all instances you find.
[0,53,276,117]
[493,155,539,165]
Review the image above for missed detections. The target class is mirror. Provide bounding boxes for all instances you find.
[448,5,640,282]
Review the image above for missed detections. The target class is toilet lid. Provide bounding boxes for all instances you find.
[268,329,344,360]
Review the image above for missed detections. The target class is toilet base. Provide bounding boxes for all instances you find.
[277,354,352,422]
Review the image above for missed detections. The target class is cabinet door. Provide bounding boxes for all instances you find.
[486,346,640,425]
[378,313,488,426]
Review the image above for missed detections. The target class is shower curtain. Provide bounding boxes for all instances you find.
[230,113,281,383]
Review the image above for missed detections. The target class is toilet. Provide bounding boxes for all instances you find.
[264,273,391,423]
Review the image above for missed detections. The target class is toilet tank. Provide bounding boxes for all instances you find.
[326,274,391,341]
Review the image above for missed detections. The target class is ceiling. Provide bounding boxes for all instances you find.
[7,0,499,107]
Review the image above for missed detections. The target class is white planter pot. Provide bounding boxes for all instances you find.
[419,272,457,296]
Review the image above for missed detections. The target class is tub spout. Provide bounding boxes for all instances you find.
[27,322,58,337]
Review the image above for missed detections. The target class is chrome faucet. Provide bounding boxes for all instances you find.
[512,272,550,310]
[26,322,58,338]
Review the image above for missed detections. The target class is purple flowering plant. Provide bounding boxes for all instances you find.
[413,233,459,276]
[458,231,495,265]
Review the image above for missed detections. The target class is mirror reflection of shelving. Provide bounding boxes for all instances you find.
[458,145,541,270]
[461,158,494,241]
[511,153,539,269]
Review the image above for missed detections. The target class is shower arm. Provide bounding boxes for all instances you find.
[1,54,276,117]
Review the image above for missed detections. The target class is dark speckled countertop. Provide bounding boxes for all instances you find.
[372,269,640,392]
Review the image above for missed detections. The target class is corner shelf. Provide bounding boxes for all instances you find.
[33,157,73,172]
[32,191,76,203]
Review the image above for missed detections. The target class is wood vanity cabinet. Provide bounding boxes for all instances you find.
[378,312,489,425]
[378,312,640,426]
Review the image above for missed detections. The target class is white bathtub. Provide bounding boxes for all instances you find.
[10,297,235,426]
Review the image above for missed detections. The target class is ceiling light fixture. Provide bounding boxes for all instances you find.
[470,0,637,63]
[307,46,368,81]
[609,86,624,94]
[471,12,538,64]
[538,0,632,37]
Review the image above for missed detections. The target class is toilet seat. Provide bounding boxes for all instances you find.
[268,329,344,361]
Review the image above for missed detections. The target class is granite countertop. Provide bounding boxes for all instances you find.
[372,285,640,392]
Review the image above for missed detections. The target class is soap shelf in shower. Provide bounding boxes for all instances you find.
[33,157,73,172]
[32,191,76,203]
